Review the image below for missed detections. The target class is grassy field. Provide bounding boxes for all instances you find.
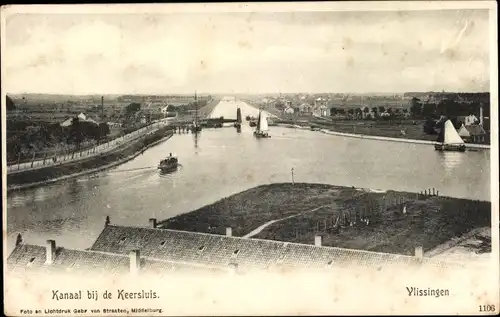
[159,183,491,256]
[169,98,221,123]
[7,126,174,188]
[277,117,439,142]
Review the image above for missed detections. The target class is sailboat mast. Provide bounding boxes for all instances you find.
[194,91,198,124]
[256,109,261,132]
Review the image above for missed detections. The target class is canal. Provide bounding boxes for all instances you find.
[6,97,491,253]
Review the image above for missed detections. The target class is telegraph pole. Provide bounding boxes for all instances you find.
[101,96,104,121]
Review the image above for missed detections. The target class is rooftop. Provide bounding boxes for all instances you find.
[89,224,461,272]
[7,242,228,277]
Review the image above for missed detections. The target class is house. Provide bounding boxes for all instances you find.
[77,112,87,121]
[463,114,479,126]
[458,124,487,144]
[7,217,464,278]
[160,106,176,117]
[7,238,228,278]
[60,113,98,127]
[60,118,73,127]
[298,103,313,115]
[88,218,459,272]
[283,106,295,115]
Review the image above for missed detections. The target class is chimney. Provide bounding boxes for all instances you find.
[105,216,110,228]
[226,227,232,237]
[149,218,157,229]
[228,263,238,274]
[314,235,322,247]
[480,105,484,126]
[414,246,423,261]
[45,240,56,265]
[15,233,23,246]
[129,250,140,275]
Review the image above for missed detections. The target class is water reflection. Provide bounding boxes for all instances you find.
[193,132,200,150]
[438,151,466,176]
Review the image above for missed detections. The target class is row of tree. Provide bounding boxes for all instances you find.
[330,106,408,117]
[410,98,489,119]
[7,117,111,162]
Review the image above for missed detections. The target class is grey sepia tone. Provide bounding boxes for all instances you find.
[2,2,498,316]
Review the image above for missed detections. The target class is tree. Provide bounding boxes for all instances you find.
[6,96,16,111]
[378,106,386,113]
[354,108,362,118]
[330,107,338,116]
[423,117,437,135]
[125,103,141,117]
[98,123,111,140]
[166,105,176,112]
[421,103,436,117]
[409,98,421,117]
[68,118,84,148]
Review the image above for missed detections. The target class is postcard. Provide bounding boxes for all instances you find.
[2,2,498,316]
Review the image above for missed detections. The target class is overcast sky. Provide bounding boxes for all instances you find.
[3,9,491,94]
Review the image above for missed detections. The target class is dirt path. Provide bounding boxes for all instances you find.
[242,204,333,239]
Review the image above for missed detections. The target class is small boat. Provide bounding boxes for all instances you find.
[434,120,466,152]
[249,120,257,127]
[158,153,179,172]
[254,110,271,138]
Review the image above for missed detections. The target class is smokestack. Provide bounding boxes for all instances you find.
[314,235,322,247]
[129,250,140,275]
[149,218,157,229]
[45,240,56,265]
[226,227,232,237]
[480,105,484,126]
[414,246,423,261]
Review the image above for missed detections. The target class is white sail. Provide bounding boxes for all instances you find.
[443,120,464,144]
[259,112,269,131]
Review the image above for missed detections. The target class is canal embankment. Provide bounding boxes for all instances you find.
[276,122,490,150]
[159,183,491,257]
[7,126,175,192]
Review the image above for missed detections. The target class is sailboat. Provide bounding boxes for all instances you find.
[192,92,202,133]
[434,119,466,152]
[253,110,271,138]
[234,107,242,129]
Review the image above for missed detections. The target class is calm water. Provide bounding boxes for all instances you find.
[6,98,491,253]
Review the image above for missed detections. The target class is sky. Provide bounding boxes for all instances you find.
[3,9,492,94]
